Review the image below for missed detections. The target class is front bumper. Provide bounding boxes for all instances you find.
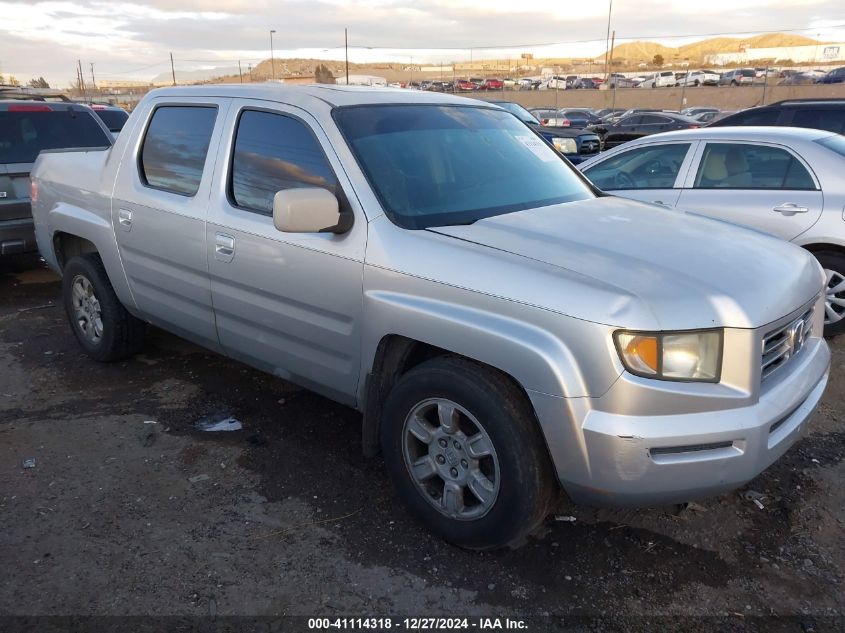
[0,217,37,255]
[529,334,830,507]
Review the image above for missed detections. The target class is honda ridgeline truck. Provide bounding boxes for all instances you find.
[30,85,830,549]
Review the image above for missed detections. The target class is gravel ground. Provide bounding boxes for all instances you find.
[0,256,843,631]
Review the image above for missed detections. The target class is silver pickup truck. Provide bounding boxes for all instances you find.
[31,85,830,550]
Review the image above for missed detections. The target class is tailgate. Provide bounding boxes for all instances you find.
[0,162,33,222]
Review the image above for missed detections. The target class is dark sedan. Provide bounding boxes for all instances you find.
[817,67,845,84]
[592,112,700,149]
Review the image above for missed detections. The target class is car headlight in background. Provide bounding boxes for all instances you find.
[614,329,723,382]
[552,137,577,154]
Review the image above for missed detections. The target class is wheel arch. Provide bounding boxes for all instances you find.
[46,204,136,310]
[801,241,845,258]
[53,232,99,270]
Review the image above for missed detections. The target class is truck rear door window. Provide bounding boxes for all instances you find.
[139,105,217,196]
[229,109,338,215]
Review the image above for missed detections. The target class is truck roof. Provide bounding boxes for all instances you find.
[144,83,483,108]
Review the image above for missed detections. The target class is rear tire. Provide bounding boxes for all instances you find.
[62,254,146,361]
[813,251,845,337]
[380,356,556,550]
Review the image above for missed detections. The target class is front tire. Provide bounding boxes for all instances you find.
[814,251,845,337]
[380,356,555,550]
[62,254,146,361]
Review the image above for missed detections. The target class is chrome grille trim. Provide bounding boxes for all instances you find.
[761,307,813,381]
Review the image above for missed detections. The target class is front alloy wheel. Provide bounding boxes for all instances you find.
[402,398,500,521]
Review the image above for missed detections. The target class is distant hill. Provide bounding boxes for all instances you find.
[608,33,823,64]
[151,66,240,84]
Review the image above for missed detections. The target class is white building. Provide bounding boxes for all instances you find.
[706,43,845,66]
[334,75,387,87]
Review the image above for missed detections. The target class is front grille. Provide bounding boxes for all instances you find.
[579,139,600,155]
[761,307,813,381]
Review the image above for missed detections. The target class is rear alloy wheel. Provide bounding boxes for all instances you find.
[814,252,845,336]
[381,356,555,550]
[62,254,146,361]
[70,275,103,345]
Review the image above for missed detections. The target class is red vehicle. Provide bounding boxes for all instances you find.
[480,78,504,90]
[456,79,477,91]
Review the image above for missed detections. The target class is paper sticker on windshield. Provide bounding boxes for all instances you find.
[515,135,555,162]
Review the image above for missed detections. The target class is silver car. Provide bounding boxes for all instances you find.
[578,126,845,335]
[31,86,830,549]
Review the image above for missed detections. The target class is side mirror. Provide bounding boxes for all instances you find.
[272,188,351,234]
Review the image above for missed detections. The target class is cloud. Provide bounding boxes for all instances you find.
[1,0,843,88]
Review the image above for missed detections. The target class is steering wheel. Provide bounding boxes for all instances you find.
[614,171,636,189]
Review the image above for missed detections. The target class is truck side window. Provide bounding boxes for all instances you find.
[230,110,338,215]
[139,105,217,196]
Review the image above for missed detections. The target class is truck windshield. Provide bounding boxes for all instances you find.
[0,109,112,164]
[333,105,593,229]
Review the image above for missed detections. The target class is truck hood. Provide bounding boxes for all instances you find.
[426,196,822,330]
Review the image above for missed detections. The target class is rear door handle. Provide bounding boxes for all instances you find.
[215,233,235,263]
[117,208,132,231]
[773,203,809,216]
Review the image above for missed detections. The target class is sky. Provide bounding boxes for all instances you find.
[1,0,844,87]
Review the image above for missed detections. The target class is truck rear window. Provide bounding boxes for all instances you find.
[0,109,112,164]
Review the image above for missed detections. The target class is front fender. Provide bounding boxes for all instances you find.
[360,266,623,402]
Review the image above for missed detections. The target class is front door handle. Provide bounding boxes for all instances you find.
[215,233,235,263]
[773,203,809,216]
[117,208,132,231]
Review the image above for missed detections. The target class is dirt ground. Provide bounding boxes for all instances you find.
[0,255,843,631]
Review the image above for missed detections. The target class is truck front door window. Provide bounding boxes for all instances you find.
[230,110,339,215]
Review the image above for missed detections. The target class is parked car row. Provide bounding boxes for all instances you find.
[395,65,844,93]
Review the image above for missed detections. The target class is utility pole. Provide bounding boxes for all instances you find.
[344,28,349,86]
[238,60,243,83]
[89,63,96,91]
[77,60,86,100]
[761,65,769,105]
[170,52,176,86]
[248,63,253,82]
[270,30,277,80]
[609,30,616,110]
[603,0,614,81]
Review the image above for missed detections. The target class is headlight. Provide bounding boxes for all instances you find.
[552,137,577,154]
[614,329,723,382]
